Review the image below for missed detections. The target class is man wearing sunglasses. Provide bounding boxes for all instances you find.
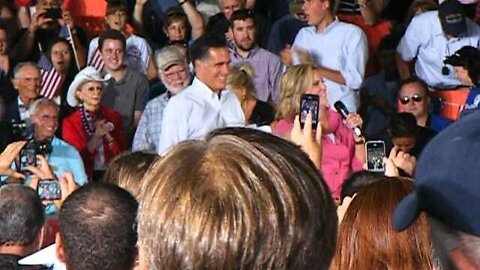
[398,78,452,133]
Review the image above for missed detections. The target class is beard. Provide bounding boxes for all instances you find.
[235,39,254,52]
[164,77,190,95]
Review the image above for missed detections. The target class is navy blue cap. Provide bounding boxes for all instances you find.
[439,0,467,37]
[393,111,480,236]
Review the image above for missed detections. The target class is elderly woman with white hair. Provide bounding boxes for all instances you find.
[62,67,126,181]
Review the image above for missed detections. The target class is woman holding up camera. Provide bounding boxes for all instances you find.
[62,67,126,182]
[272,64,365,200]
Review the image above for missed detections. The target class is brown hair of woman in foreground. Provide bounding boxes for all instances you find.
[332,177,433,270]
[137,127,337,270]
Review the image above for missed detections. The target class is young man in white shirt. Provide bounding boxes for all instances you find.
[158,34,244,154]
[281,0,368,113]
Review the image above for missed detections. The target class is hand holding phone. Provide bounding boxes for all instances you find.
[37,179,62,200]
[44,8,62,20]
[365,140,386,173]
[300,94,320,130]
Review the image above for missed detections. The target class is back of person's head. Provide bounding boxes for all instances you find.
[103,151,158,198]
[340,170,386,203]
[277,64,316,120]
[138,127,337,270]
[57,182,138,270]
[0,184,44,250]
[389,112,418,138]
[226,62,256,95]
[98,29,126,52]
[333,178,433,269]
[189,33,227,66]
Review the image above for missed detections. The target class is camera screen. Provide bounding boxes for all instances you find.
[19,149,36,173]
[300,98,319,127]
[38,180,61,200]
[366,141,385,172]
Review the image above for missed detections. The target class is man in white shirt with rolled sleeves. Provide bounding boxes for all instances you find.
[282,0,368,113]
[158,34,245,154]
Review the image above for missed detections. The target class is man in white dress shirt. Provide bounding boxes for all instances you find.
[281,0,368,113]
[158,34,245,154]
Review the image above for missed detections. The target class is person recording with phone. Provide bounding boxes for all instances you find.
[272,64,365,200]
[0,140,77,211]
[12,0,87,66]
[2,98,87,213]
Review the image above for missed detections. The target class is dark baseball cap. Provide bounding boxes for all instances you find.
[444,46,480,67]
[438,0,467,37]
[393,111,480,236]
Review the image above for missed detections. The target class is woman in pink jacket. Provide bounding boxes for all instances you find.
[272,64,365,200]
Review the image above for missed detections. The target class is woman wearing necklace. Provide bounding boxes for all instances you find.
[226,62,275,126]
[62,67,126,181]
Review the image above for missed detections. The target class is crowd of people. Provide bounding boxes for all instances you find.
[1,0,480,268]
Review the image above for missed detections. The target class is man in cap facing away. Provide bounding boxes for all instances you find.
[396,0,480,89]
[132,46,191,153]
[393,111,480,269]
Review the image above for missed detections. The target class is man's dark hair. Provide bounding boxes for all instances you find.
[98,29,126,52]
[0,184,44,246]
[106,0,128,15]
[189,33,227,66]
[399,77,429,97]
[340,171,386,203]
[389,112,418,138]
[58,183,138,270]
[229,9,256,27]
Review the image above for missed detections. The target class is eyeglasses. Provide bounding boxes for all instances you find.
[163,69,187,79]
[399,95,424,104]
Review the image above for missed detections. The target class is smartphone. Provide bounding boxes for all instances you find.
[44,8,62,20]
[365,140,386,173]
[299,94,319,129]
[37,180,61,200]
[19,148,37,174]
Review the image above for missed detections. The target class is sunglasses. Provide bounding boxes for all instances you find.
[399,95,424,104]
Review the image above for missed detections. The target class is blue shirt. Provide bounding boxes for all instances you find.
[4,136,87,215]
[459,87,480,117]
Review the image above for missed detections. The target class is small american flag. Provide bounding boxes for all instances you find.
[88,47,105,71]
[38,53,61,99]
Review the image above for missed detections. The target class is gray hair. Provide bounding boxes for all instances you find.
[28,98,59,116]
[13,61,40,78]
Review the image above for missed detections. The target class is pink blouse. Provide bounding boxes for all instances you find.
[273,109,363,199]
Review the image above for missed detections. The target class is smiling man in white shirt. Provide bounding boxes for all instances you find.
[158,34,245,154]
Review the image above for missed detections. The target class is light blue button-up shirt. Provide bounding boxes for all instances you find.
[397,11,480,89]
[158,77,245,154]
[292,18,368,113]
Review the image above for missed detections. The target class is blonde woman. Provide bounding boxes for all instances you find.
[273,64,365,200]
[226,62,275,126]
